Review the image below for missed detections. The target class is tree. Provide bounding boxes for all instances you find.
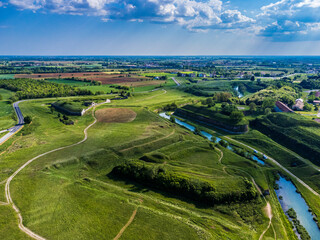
[230,111,244,123]
[249,102,257,112]
[250,76,255,81]
[262,98,276,110]
[303,103,313,111]
[264,108,272,115]
[194,127,201,135]
[205,98,215,108]
[24,116,32,124]
[0,94,2,100]
[170,115,175,123]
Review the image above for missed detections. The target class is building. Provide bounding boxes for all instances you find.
[275,101,294,113]
[292,99,304,111]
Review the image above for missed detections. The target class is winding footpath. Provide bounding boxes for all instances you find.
[2,100,110,240]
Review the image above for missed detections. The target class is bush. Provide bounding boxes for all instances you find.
[230,111,244,123]
[24,116,32,124]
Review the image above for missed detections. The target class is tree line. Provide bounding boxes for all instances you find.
[0,79,94,101]
[112,160,258,205]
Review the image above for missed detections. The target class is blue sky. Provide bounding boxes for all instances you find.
[1,0,320,55]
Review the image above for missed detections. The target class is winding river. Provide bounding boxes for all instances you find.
[276,176,320,239]
[160,112,320,239]
[159,112,264,164]
[234,86,244,98]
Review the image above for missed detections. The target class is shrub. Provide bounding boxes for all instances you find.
[24,116,32,124]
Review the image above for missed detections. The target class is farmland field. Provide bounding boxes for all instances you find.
[46,79,91,86]
[15,72,151,85]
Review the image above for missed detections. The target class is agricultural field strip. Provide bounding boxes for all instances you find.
[3,100,109,240]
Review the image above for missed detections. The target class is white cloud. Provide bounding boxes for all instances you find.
[8,0,254,31]
[258,0,320,40]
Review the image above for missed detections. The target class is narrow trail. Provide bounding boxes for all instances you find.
[259,202,273,240]
[113,209,138,240]
[217,145,274,240]
[3,107,100,240]
[120,129,175,152]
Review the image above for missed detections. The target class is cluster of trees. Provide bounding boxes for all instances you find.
[214,92,233,102]
[200,98,215,108]
[183,86,212,97]
[0,79,94,101]
[110,85,130,90]
[308,91,320,103]
[300,79,320,89]
[286,208,311,240]
[163,102,178,111]
[112,161,258,205]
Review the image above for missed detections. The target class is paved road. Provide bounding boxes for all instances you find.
[171,77,181,86]
[0,100,25,145]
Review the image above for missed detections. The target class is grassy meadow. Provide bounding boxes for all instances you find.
[0,89,295,240]
[1,84,318,240]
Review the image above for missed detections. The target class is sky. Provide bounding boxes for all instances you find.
[1,0,320,55]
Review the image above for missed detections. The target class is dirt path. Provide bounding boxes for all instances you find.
[218,147,274,240]
[113,209,138,240]
[3,106,103,240]
[259,202,273,240]
[120,129,175,152]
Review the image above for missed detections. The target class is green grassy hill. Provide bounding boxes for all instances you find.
[251,113,320,165]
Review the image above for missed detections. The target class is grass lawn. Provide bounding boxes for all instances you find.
[0,88,15,130]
